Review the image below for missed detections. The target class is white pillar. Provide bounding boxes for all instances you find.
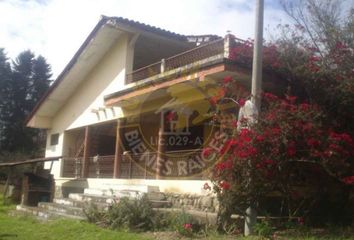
[251,0,264,110]
[245,0,264,236]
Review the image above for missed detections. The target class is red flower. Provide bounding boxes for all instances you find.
[329,132,354,145]
[307,138,320,147]
[271,127,281,135]
[335,41,347,49]
[238,98,246,107]
[231,120,238,128]
[265,112,276,121]
[209,96,218,105]
[219,181,231,190]
[300,103,311,111]
[203,182,211,190]
[215,160,233,171]
[166,111,176,121]
[329,143,342,153]
[309,55,320,62]
[256,135,265,142]
[235,150,249,158]
[263,159,275,166]
[240,129,253,142]
[286,95,297,103]
[342,176,354,185]
[183,223,192,230]
[215,162,226,171]
[248,147,258,156]
[220,139,237,154]
[297,217,305,225]
[302,122,313,131]
[202,147,213,158]
[223,76,233,84]
[263,92,278,102]
[287,141,296,156]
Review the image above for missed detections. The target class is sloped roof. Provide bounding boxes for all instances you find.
[106,17,220,42]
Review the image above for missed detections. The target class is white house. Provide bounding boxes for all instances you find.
[26,16,256,198]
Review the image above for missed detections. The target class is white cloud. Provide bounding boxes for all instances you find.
[0,0,290,77]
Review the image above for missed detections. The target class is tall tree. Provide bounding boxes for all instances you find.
[0,49,12,150]
[275,0,354,135]
[0,50,52,154]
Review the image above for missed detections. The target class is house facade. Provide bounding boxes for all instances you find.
[26,16,254,196]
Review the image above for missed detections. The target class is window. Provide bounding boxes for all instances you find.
[50,133,59,146]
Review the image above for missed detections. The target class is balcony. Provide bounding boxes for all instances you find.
[126,35,246,83]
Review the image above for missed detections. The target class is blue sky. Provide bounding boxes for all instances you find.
[0,0,291,77]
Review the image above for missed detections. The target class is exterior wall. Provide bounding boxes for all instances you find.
[54,178,212,196]
[44,33,133,178]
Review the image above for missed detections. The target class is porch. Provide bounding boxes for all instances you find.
[61,150,206,180]
[60,113,213,180]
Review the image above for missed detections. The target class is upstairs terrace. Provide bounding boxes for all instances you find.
[127,35,247,83]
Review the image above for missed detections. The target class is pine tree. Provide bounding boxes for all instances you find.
[0,49,12,150]
[0,50,52,154]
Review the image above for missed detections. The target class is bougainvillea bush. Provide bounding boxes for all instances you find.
[206,84,354,228]
[207,1,354,228]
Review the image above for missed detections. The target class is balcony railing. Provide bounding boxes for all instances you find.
[126,35,246,83]
[62,157,82,178]
[62,156,115,178]
[61,149,208,179]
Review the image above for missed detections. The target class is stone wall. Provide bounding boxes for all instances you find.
[165,192,219,213]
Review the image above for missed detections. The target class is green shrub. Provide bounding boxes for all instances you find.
[83,203,108,227]
[84,196,205,236]
[84,194,160,232]
[107,195,155,231]
[167,210,201,237]
[253,219,274,238]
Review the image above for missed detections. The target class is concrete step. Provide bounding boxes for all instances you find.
[84,184,159,195]
[68,193,118,205]
[15,185,171,221]
[69,192,171,208]
[54,197,86,208]
[83,186,168,202]
[38,202,85,217]
[84,188,145,199]
[150,199,172,208]
[54,197,109,210]
[15,205,86,221]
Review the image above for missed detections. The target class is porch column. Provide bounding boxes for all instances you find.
[156,126,165,179]
[82,126,91,178]
[113,119,123,178]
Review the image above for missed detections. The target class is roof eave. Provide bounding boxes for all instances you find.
[25,16,109,128]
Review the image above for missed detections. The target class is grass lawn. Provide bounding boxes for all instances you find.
[0,193,151,240]
[0,186,353,240]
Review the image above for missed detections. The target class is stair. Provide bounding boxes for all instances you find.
[15,185,172,220]
[15,205,86,220]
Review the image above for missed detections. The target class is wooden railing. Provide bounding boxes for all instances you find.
[88,155,115,178]
[126,36,248,83]
[61,149,208,179]
[164,38,224,70]
[126,38,224,82]
[62,157,82,178]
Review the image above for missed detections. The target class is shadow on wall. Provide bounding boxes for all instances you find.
[56,179,89,198]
